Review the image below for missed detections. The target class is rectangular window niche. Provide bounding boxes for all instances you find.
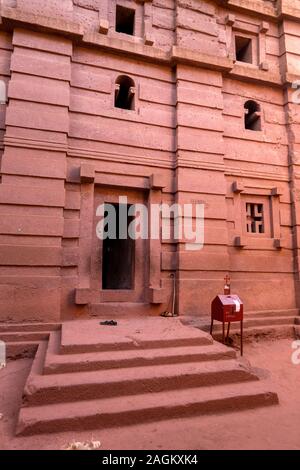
[232,182,283,249]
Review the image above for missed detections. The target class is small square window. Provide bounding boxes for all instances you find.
[246,203,264,234]
[235,36,253,64]
[115,5,135,36]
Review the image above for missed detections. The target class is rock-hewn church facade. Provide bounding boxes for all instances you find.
[0,0,300,323]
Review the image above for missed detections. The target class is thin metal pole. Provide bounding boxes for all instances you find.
[171,274,176,316]
[226,322,231,343]
[241,320,243,356]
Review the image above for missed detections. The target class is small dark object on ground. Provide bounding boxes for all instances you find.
[99,320,118,326]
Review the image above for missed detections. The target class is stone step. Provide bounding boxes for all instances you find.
[0,332,50,343]
[0,323,60,333]
[182,315,298,333]
[17,381,278,436]
[212,316,297,330]
[23,353,259,406]
[43,331,237,375]
[60,319,213,354]
[90,303,161,317]
[244,309,300,319]
[6,341,39,359]
[213,324,295,342]
[0,324,60,359]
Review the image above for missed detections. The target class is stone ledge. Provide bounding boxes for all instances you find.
[278,0,300,21]
[149,173,167,190]
[224,0,300,23]
[234,236,246,248]
[285,73,300,86]
[222,0,277,20]
[0,5,292,87]
[0,6,84,38]
[82,32,169,64]
[172,46,233,72]
[274,238,284,250]
[75,288,91,306]
[148,288,167,305]
[228,64,282,87]
[80,163,95,184]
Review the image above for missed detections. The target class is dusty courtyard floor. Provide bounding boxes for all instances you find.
[0,338,299,450]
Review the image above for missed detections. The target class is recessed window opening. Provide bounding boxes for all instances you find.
[235,36,253,64]
[102,203,135,290]
[244,100,261,131]
[115,5,135,36]
[114,75,135,110]
[246,203,264,234]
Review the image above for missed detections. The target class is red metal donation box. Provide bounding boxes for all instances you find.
[211,295,243,323]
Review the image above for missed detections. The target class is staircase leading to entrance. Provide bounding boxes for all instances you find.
[16,318,278,436]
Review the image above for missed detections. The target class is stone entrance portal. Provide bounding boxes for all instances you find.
[75,179,165,316]
[90,187,149,308]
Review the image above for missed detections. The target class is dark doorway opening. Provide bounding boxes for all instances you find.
[115,5,135,36]
[102,203,135,290]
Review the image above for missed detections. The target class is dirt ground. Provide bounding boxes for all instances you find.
[0,338,299,450]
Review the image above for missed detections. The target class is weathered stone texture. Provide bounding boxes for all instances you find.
[0,1,299,320]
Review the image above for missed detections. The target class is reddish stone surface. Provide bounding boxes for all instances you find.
[1,339,298,449]
[0,1,299,322]
[14,318,278,436]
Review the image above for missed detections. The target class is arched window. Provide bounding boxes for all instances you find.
[244,100,261,131]
[114,75,135,110]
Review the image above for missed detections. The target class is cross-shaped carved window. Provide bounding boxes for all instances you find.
[246,203,264,233]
